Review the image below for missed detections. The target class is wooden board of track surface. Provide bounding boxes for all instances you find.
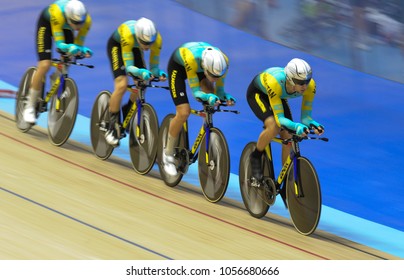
[0,110,398,260]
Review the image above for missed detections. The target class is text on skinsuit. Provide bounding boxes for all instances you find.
[263,74,276,99]
[171,70,177,98]
[112,46,119,71]
[38,27,46,53]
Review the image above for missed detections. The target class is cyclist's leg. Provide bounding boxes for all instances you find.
[246,81,279,180]
[239,142,271,218]
[105,76,126,146]
[122,48,145,120]
[105,37,127,146]
[157,113,186,186]
[162,57,190,176]
[24,13,52,123]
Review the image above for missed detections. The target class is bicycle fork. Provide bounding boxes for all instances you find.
[288,142,305,198]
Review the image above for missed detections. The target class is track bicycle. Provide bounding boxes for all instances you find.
[157,102,239,203]
[15,51,93,146]
[239,129,328,235]
[90,76,169,175]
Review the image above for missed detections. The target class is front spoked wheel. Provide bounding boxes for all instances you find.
[198,128,230,203]
[239,142,274,218]
[48,78,78,146]
[157,114,187,187]
[129,103,159,175]
[286,156,322,235]
[15,67,37,132]
[90,90,114,160]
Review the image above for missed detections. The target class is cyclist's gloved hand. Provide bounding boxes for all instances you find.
[67,44,81,56]
[151,68,167,79]
[138,69,153,80]
[205,93,220,106]
[223,93,236,104]
[295,123,309,136]
[128,66,153,81]
[56,42,72,53]
[81,46,93,57]
[309,120,324,134]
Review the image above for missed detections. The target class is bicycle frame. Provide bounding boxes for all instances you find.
[42,54,93,112]
[122,79,169,137]
[182,105,213,165]
[264,136,304,199]
[40,59,68,112]
[122,87,142,131]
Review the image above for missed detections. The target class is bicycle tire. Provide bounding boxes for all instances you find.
[48,78,78,146]
[156,114,186,187]
[15,67,37,132]
[90,90,114,160]
[129,103,159,175]
[286,156,322,235]
[239,142,272,218]
[198,127,230,203]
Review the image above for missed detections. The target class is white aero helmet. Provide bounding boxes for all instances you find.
[65,0,87,25]
[201,47,228,78]
[135,17,157,45]
[285,58,312,86]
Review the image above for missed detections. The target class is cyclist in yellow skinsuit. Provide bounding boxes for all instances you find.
[23,0,93,124]
[105,18,167,147]
[162,42,236,176]
[247,58,324,181]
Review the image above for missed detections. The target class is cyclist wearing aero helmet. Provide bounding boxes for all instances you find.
[105,17,167,147]
[162,42,236,176]
[23,0,93,124]
[247,58,324,181]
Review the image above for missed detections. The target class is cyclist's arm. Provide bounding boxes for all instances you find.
[214,75,227,100]
[118,24,136,70]
[149,32,164,76]
[214,53,229,99]
[300,79,317,127]
[260,72,299,131]
[74,14,92,46]
[49,4,67,50]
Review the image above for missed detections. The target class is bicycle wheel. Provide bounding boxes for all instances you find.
[48,78,78,146]
[156,114,186,187]
[129,103,159,175]
[90,90,114,160]
[15,67,36,132]
[198,127,230,203]
[286,156,322,235]
[239,142,273,218]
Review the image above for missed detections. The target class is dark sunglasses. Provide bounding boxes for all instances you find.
[67,18,85,26]
[206,70,223,79]
[292,78,311,86]
[138,38,154,46]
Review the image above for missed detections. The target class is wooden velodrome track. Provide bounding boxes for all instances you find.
[0,110,398,260]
